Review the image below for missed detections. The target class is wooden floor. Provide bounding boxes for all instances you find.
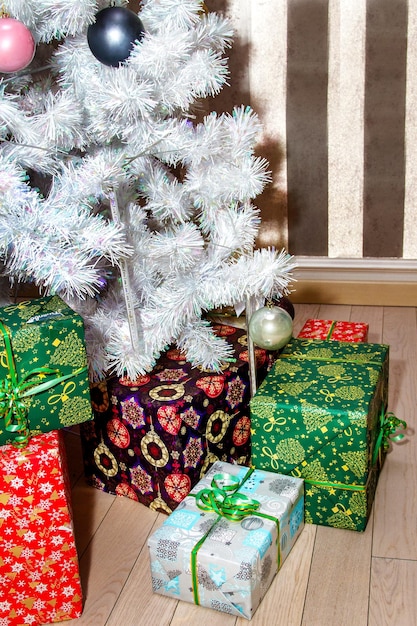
[60,303,417,626]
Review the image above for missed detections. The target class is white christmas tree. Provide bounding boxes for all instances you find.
[0,0,295,380]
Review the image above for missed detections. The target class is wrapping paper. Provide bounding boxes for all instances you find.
[297,319,368,342]
[0,430,83,624]
[250,338,390,531]
[148,461,304,620]
[81,325,272,513]
[0,296,93,446]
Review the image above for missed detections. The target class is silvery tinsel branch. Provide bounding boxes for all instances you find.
[0,0,295,380]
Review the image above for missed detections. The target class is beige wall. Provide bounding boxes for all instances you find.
[129,0,417,263]
[211,0,289,252]
[214,0,417,261]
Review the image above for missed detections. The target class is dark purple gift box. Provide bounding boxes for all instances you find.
[80,325,272,513]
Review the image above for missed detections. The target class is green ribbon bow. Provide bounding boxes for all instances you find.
[0,319,85,447]
[372,411,407,465]
[194,472,261,521]
[190,467,282,607]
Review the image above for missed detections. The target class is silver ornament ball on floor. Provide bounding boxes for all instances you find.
[248,305,293,350]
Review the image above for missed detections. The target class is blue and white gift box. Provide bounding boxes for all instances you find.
[147,461,304,620]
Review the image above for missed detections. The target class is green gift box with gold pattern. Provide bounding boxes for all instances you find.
[0,296,93,446]
[250,338,392,531]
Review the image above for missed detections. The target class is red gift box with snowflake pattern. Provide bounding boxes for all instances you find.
[0,430,83,625]
[80,325,272,514]
[297,319,368,342]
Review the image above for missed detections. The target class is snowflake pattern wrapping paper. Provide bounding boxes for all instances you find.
[0,430,83,625]
[147,461,304,620]
[250,338,390,531]
[297,319,369,342]
[0,296,93,446]
[80,325,272,513]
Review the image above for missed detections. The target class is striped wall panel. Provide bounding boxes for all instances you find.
[214,0,417,260]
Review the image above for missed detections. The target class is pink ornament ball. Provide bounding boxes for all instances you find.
[0,18,36,73]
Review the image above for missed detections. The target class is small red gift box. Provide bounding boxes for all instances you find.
[297,319,368,342]
[0,430,83,625]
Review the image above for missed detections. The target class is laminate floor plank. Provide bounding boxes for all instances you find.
[369,557,417,626]
[317,303,352,321]
[70,478,116,557]
[106,514,178,626]
[70,495,160,625]
[301,514,373,626]
[373,307,417,560]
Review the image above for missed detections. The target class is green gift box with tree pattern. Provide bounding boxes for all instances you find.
[0,296,93,446]
[249,337,403,531]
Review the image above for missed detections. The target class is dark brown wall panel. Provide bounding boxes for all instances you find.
[286,0,329,256]
[363,0,408,257]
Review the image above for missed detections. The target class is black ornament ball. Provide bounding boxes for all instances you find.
[87,6,145,67]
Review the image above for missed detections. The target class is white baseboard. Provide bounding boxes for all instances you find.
[291,257,417,306]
